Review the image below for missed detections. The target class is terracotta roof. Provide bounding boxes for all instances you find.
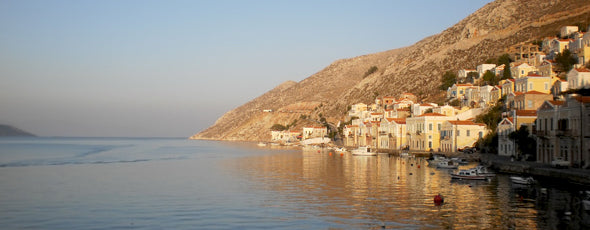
[524,90,549,95]
[576,96,590,103]
[371,113,383,116]
[447,120,484,126]
[526,73,544,77]
[575,67,590,72]
[455,84,473,87]
[420,103,433,106]
[548,100,565,106]
[418,113,447,117]
[516,110,537,116]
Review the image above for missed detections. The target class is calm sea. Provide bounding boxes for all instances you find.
[0,137,588,229]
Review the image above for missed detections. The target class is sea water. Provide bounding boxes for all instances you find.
[0,137,588,229]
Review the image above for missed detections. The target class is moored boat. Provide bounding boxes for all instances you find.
[510,176,535,185]
[473,165,496,177]
[351,146,377,156]
[437,159,459,169]
[450,168,488,180]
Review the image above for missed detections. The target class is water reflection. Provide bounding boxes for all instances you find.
[232,150,590,229]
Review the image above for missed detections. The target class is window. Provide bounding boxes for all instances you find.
[529,83,533,90]
[545,83,549,90]
[429,123,433,131]
[528,100,533,108]
[457,130,460,136]
[467,130,470,136]
[438,124,441,131]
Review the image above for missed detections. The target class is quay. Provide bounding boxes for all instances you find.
[481,154,590,185]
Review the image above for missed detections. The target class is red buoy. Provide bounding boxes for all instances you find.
[434,194,444,205]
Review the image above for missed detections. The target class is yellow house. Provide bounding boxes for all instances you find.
[406,113,454,151]
[511,63,537,79]
[514,73,557,94]
[447,83,474,100]
[513,91,553,110]
[440,120,487,152]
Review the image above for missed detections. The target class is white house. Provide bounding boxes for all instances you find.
[567,67,590,90]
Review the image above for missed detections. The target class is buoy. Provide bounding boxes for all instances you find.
[340,153,344,156]
[434,194,444,205]
[411,163,413,166]
[329,152,332,156]
[418,165,421,168]
[409,173,413,175]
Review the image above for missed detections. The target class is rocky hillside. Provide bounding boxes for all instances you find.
[191,0,590,141]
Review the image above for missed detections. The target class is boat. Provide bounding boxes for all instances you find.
[473,165,495,177]
[351,146,377,156]
[450,157,469,165]
[450,168,488,180]
[427,155,447,167]
[510,176,535,185]
[334,147,348,153]
[436,159,459,169]
[257,142,267,147]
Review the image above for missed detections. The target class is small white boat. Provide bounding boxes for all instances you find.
[437,159,459,169]
[351,146,377,156]
[427,155,447,167]
[510,176,535,185]
[450,168,488,180]
[451,157,469,165]
[400,152,414,158]
[257,142,267,147]
[335,147,348,153]
[473,165,495,177]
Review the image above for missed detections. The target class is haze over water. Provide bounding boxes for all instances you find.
[0,137,588,229]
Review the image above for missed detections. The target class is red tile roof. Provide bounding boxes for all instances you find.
[418,113,447,117]
[516,110,537,116]
[524,90,549,95]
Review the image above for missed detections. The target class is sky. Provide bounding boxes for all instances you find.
[0,0,492,137]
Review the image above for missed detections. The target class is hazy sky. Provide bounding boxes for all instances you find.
[0,0,492,137]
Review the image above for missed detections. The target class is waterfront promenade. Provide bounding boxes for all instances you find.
[480,154,590,185]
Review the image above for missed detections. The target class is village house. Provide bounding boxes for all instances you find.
[497,110,538,157]
[506,42,541,66]
[513,91,553,110]
[494,64,505,77]
[412,103,437,116]
[271,130,300,143]
[457,69,477,82]
[302,126,328,140]
[514,73,555,94]
[349,103,368,118]
[567,67,590,90]
[501,79,516,96]
[432,105,456,117]
[439,120,487,153]
[490,86,502,105]
[539,60,557,78]
[406,113,454,152]
[399,93,418,103]
[551,79,569,99]
[378,118,407,150]
[446,83,473,100]
[536,95,590,168]
[560,25,579,38]
[511,63,538,79]
[497,117,516,157]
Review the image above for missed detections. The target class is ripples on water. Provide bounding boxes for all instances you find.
[0,138,589,229]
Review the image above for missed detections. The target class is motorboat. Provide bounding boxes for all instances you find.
[257,142,267,147]
[427,154,447,166]
[451,157,469,165]
[351,146,377,156]
[450,168,488,180]
[334,147,348,153]
[437,159,459,169]
[473,165,496,177]
[510,176,535,185]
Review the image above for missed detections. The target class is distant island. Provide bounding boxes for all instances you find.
[0,125,36,137]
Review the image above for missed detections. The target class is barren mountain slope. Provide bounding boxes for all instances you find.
[191,0,590,141]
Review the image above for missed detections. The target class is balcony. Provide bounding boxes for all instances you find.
[534,130,547,137]
[555,129,573,136]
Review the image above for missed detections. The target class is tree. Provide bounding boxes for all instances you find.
[363,66,378,78]
[508,126,537,161]
[466,72,479,84]
[482,70,499,85]
[270,124,288,131]
[475,103,504,131]
[555,49,577,73]
[497,53,512,80]
[440,71,457,90]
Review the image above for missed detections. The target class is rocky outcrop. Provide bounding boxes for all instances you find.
[191,0,590,141]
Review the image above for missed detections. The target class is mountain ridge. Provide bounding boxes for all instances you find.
[191,0,590,141]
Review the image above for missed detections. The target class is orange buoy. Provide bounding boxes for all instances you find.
[340,153,344,156]
[329,152,332,156]
[418,165,421,168]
